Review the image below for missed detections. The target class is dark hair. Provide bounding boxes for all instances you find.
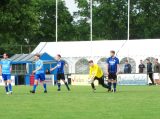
[146,59,150,61]
[88,60,94,63]
[156,58,158,61]
[125,60,128,62]
[4,53,9,57]
[57,54,61,58]
[110,50,115,54]
[34,53,40,58]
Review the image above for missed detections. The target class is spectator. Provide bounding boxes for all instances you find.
[139,60,145,73]
[146,59,154,85]
[45,69,51,74]
[153,59,160,84]
[124,60,132,74]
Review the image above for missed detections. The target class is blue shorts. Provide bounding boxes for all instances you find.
[35,73,45,81]
[2,74,11,81]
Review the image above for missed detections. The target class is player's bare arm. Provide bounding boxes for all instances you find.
[33,66,42,74]
[10,66,12,73]
[50,66,58,71]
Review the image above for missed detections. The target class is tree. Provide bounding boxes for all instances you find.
[75,0,128,40]
[0,0,75,53]
[74,0,160,40]
[33,0,75,43]
[130,0,160,39]
[0,0,40,53]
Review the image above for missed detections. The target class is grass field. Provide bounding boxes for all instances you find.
[0,85,160,119]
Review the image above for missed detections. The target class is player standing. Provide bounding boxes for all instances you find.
[0,53,13,94]
[106,50,120,93]
[88,60,109,92]
[30,54,47,93]
[50,54,70,91]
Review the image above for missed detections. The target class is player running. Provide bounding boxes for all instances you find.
[106,50,120,93]
[0,53,13,94]
[50,54,70,91]
[30,54,47,94]
[88,60,109,92]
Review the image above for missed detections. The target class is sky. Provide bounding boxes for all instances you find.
[64,0,78,15]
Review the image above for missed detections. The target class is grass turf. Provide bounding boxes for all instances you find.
[0,85,160,119]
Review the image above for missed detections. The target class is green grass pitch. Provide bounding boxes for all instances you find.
[0,85,160,119]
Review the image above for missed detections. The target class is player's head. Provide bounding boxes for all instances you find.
[146,59,150,63]
[110,50,115,57]
[55,54,61,61]
[34,53,40,60]
[140,60,143,64]
[3,53,9,59]
[88,60,94,67]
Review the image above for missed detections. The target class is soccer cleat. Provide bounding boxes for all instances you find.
[10,91,13,95]
[44,90,47,93]
[68,88,70,91]
[57,89,61,91]
[30,90,35,94]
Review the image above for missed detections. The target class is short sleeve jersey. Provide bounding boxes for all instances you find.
[1,59,12,74]
[35,59,44,74]
[57,60,65,74]
[106,57,119,73]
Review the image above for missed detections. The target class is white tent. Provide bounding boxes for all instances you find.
[32,39,160,73]
[32,39,160,58]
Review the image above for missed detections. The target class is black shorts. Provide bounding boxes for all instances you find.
[108,73,117,80]
[57,73,65,81]
[94,76,104,85]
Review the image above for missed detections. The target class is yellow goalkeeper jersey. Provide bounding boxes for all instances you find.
[89,64,103,78]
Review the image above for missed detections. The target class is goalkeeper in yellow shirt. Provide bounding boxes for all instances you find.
[88,60,109,91]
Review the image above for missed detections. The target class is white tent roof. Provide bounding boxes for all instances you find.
[32,39,160,57]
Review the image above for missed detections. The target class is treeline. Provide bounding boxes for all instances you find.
[0,0,159,53]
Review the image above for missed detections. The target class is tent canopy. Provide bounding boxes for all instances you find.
[32,39,160,57]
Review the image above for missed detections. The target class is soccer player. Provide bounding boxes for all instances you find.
[50,54,70,91]
[106,50,120,93]
[88,60,109,92]
[30,54,47,93]
[0,53,13,94]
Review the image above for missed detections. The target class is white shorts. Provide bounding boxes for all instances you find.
[153,73,160,80]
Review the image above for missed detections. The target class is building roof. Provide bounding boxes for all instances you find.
[10,53,56,64]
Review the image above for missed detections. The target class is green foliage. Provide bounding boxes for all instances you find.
[0,0,159,54]
[130,0,160,39]
[0,0,75,53]
[75,0,160,40]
